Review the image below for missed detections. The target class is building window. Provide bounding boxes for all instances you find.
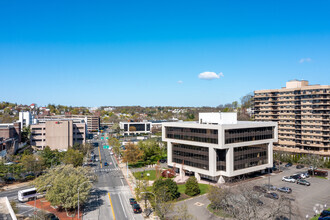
[166,127,218,144]
[225,127,274,144]
[233,144,268,171]
[216,149,226,171]
[172,143,209,170]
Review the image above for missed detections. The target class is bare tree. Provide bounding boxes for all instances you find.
[154,187,174,220]
[173,202,195,220]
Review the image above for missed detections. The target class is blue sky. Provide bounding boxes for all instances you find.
[1,0,329,107]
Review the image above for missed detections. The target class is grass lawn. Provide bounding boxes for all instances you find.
[177,183,210,195]
[133,170,157,181]
[314,175,327,180]
[310,208,330,220]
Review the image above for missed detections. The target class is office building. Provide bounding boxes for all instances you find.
[18,111,36,130]
[162,112,277,183]
[254,80,330,156]
[0,122,21,157]
[30,120,86,151]
[86,115,100,133]
[119,121,151,135]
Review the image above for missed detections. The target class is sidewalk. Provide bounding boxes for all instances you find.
[0,182,31,191]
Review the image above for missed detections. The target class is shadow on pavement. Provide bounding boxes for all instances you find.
[83,188,108,213]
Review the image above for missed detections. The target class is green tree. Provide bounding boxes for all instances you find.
[21,154,44,174]
[62,149,84,167]
[33,165,95,211]
[184,176,200,196]
[40,146,61,168]
[21,126,31,143]
[108,137,121,156]
[153,178,180,201]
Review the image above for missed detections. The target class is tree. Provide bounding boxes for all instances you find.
[122,143,143,164]
[240,93,253,109]
[62,149,84,167]
[173,202,195,220]
[21,154,44,174]
[21,125,31,143]
[33,165,95,211]
[129,126,137,132]
[108,137,121,156]
[299,154,325,169]
[153,179,180,201]
[184,176,200,196]
[40,146,61,168]
[153,186,174,220]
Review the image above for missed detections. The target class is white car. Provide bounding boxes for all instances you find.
[282,176,296,183]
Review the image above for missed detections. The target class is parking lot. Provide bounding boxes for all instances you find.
[253,166,330,219]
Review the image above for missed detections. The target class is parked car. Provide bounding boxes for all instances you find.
[298,173,307,179]
[253,186,267,193]
[296,165,304,169]
[296,179,310,186]
[285,163,292,167]
[320,210,330,217]
[263,184,277,191]
[159,159,167,163]
[277,187,292,193]
[104,162,108,166]
[264,192,279,200]
[132,204,142,213]
[4,177,16,184]
[290,174,302,180]
[129,198,137,206]
[282,176,296,183]
[318,217,330,220]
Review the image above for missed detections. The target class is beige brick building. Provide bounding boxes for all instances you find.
[30,120,86,151]
[254,80,330,156]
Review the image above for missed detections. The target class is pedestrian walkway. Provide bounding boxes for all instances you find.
[0,182,30,192]
[93,168,121,173]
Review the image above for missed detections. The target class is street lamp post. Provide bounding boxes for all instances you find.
[78,181,92,220]
[34,185,51,220]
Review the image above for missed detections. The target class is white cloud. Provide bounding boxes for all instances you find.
[198,71,224,80]
[299,58,312,63]
[177,80,183,84]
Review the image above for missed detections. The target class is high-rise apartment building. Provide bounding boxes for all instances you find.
[254,80,330,156]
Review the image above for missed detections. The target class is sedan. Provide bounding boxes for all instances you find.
[132,204,142,214]
[264,192,279,200]
[277,187,292,194]
[104,162,108,166]
[296,179,310,186]
[129,198,137,206]
[285,163,292,167]
[282,176,296,183]
[296,165,304,169]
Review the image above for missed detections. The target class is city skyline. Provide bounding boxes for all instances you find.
[1,1,330,106]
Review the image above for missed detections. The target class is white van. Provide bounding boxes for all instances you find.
[18,188,44,202]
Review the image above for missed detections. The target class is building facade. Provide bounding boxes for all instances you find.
[0,122,21,157]
[86,115,100,133]
[30,120,86,151]
[162,113,277,183]
[254,80,330,156]
[18,111,36,130]
[119,121,151,135]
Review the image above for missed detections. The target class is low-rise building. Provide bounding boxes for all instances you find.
[18,111,36,130]
[0,122,21,157]
[119,121,151,135]
[30,120,86,150]
[162,112,278,183]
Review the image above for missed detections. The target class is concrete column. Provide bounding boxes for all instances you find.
[227,148,234,175]
[195,172,201,182]
[167,142,172,164]
[268,142,273,166]
[209,147,216,176]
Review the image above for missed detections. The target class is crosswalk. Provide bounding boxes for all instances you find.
[93,168,121,173]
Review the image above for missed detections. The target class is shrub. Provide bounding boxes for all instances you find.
[185,176,200,196]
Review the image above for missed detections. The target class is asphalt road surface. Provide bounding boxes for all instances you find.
[83,136,144,220]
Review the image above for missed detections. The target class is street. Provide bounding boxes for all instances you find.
[83,135,144,220]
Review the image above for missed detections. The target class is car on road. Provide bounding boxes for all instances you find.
[296,164,304,169]
[129,198,137,206]
[296,179,310,186]
[110,152,114,155]
[285,163,292,167]
[132,204,142,213]
[277,187,292,193]
[282,176,296,183]
[263,184,277,191]
[264,192,279,200]
[104,162,108,166]
[253,186,267,193]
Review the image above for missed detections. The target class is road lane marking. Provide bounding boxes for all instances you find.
[98,146,102,168]
[108,192,116,220]
[120,178,124,187]
[118,193,127,219]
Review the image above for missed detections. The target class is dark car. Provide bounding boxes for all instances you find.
[290,174,301,180]
[253,186,267,193]
[318,217,330,220]
[45,213,59,220]
[320,210,330,217]
[129,198,137,206]
[159,159,167,163]
[296,164,304,169]
[132,204,142,214]
[285,163,292,167]
[296,179,310,186]
[264,192,279,200]
[4,177,16,184]
[277,187,292,193]
[104,162,108,166]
